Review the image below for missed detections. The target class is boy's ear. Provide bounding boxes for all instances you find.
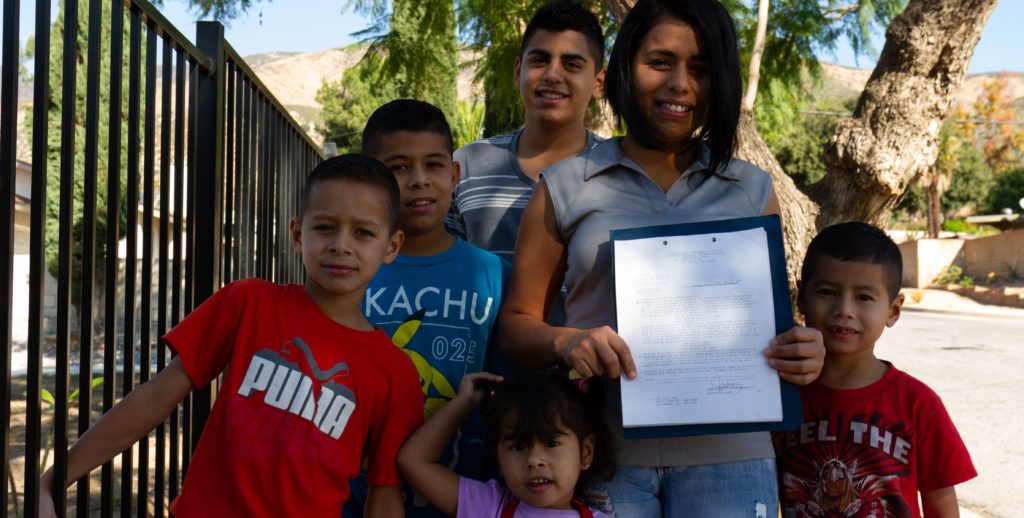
[451,159,461,187]
[513,56,522,86]
[591,68,606,99]
[580,434,595,470]
[886,293,904,327]
[289,218,303,253]
[384,230,405,265]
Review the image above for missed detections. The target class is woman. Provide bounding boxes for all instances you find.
[498,0,825,515]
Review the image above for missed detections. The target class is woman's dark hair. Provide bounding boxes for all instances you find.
[605,0,742,176]
[483,371,617,496]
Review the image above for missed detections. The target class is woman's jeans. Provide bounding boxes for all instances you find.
[598,458,778,517]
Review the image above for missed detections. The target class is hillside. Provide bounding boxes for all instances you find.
[241,50,1023,143]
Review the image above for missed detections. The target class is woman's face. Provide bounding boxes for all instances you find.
[630,19,710,149]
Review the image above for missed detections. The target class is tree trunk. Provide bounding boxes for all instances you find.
[604,0,633,24]
[741,0,770,112]
[817,0,999,229]
[736,111,819,298]
[926,179,942,238]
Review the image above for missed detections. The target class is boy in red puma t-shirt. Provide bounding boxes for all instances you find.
[40,155,424,517]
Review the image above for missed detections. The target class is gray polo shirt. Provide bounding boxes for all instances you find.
[544,138,776,467]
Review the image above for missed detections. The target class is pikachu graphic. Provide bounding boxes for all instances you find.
[389,309,457,418]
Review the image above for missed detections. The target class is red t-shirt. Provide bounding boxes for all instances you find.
[163,279,423,517]
[774,363,976,517]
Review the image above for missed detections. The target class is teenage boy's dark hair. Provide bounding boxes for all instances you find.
[801,222,904,301]
[362,99,455,157]
[300,154,401,232]
[520,1,605,70]
[605,0,741,177]
[483,371,616,497]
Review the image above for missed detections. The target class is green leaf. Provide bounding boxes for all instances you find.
[41,388,55,406]
[68,377,105,403]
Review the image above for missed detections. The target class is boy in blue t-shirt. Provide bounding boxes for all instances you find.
[344,99,510,518]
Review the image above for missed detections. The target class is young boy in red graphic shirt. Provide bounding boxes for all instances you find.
[40,155,424,517]
[774,222,976,517]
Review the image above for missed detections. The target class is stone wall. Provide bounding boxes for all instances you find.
[897,231,1023,288]
[962,229,1024,281]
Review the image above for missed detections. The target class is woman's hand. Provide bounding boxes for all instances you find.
[765,325,825,385]
[555,326,637,380]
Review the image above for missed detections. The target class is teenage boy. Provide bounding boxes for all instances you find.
[775,222,976,517]
[449,0,605,262]
[344,99,509,518]
[39,155,423,517]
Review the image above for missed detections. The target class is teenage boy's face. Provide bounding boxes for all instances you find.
[515,29,604,128]
[290,179,402,307]
[372,131,459,241]
[798,256,903,359]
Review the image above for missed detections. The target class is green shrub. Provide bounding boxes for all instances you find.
[934,265,965,286]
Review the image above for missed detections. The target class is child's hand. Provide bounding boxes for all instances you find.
[456,371,503,405]
[765,325,824,385]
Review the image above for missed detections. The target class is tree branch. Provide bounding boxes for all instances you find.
[741,0,770,112]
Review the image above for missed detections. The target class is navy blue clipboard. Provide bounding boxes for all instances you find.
[610,214,801,439]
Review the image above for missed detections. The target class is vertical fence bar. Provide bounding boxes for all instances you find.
[190,20,225,449]
[137,21,158,518]
[180,59,196,468]
[242,81,253,279]
[120,8,143,517]
[101,1,124,513]
[232,71,245,282]
[169,47,185,500]
[272,113,281,282]
[24,0,52,512]
[246,88,258,278]
[77,0,104,513]
[155,35,173,518]
[53,0,82,511]
[222,63,235,283]
[257,97,269,279]
[0,0,19,509]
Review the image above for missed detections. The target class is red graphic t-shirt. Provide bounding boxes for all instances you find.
[774,363,976,517]
[163,279,423,517]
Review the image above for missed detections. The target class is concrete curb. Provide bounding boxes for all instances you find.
[903,304,1024,319]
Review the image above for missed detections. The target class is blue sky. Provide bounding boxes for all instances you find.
[9,0,1022,74]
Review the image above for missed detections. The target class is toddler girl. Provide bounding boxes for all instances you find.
[397,371,616,517]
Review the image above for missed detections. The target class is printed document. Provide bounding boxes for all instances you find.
[614,226,782,427]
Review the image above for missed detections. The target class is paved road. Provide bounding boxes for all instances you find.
[875,309,1024,518]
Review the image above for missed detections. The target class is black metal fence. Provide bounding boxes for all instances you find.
[2,1,322,515]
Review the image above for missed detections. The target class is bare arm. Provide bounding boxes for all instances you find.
[396,372,503,517]
[922,486,960,517]
[39,357,195,513]
[365,485,405,518]
[499,180,636,379]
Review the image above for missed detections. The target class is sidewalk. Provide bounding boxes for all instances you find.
[900,288,1024,318]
